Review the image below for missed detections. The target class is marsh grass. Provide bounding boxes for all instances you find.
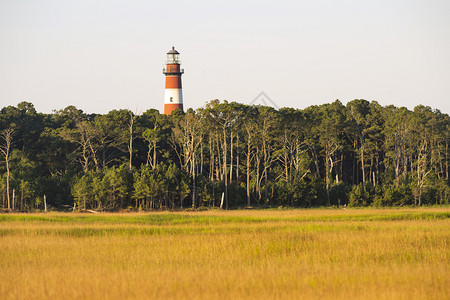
[1,209,449,299]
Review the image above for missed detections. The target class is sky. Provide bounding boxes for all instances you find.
[1,0,449,115]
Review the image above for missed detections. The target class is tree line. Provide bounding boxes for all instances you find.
[0,99,449,211]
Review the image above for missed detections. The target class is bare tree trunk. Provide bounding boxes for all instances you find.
[416,141,430,206]
[102,143,107,169]
[209,136,214,182]
[446,139,448,181]
[230,132,233,183]
[223,128,228,209]
[285,148,289,183]
[311,146,320,178]
[325,141,330,205]
[246,147,251,207]
[82,142,89,173]
[360,136,366,188]
[263,137,268,202]
[244,125,253,207]
[128,111,137,171]
[256,146,261,204]
[200,138,203,174]
[216,136,222,179]
[236,133,239,186]
[353,139,357,185]
[403,147,408,183]
[6,159,10,210]
[192,175,196,209]
[153,141,157,170]
[21,184,24,211]
[0,128,14,210]
[89,141,99,170]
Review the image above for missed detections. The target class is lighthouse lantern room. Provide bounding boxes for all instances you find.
[163,47,184,115]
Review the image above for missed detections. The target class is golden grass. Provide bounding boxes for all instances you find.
[0,209,449,299]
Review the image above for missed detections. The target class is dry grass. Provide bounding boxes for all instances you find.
[0,209,449,299]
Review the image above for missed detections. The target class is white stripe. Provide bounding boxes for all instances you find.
[164,89,183,104]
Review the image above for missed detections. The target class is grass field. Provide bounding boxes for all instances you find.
[0,208,449,299]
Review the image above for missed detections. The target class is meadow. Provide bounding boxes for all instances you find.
[0,208,449,299]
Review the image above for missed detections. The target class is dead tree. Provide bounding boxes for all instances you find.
[0,128,14,209]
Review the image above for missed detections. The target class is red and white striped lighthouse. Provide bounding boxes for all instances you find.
[163,47,184,115]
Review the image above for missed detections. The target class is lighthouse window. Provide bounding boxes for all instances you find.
[170,66,173,72]
[170,97,173,102]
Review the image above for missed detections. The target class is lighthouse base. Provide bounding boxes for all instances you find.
[164,103,184,115]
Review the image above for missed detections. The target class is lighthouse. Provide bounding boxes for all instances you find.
[163,47,184,115]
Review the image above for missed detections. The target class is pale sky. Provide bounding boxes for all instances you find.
[1,0,449,114]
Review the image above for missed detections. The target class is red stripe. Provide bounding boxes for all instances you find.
[165,64,180,72]
[165,76,182,89]
[164,103,183,115]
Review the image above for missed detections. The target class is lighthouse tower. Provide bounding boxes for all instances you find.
[163,47,184,115]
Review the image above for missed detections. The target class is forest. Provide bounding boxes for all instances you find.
[0,99,449,211]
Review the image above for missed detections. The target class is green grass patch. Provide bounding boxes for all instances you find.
[0,210,449,226]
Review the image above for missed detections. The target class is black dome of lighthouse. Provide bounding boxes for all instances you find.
[167,47,179,54]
